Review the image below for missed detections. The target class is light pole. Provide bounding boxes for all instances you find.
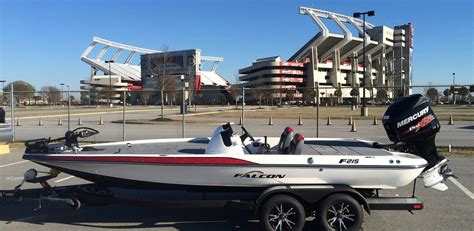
[452,73,456,105]
[105,60,114,107]
[0,80,5,105]
[66,85,70,131]
[353,10,375,116]
[60,83,65,103]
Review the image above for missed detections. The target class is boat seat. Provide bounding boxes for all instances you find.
[278,127,294,154]
[288,133,304,155]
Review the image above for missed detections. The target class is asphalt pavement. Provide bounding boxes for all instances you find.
[0,148,473,231]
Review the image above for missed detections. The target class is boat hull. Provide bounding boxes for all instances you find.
[25,153,426,190]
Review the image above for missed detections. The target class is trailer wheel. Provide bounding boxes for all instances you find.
[66,197,81,210]
[317,194,363,231]
[259,195,305,231]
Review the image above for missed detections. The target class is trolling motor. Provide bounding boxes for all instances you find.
[25,127,99,153]
[382,94,454,191]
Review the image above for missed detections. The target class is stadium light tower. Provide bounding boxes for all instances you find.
[105,60,115,106]
[353,10,375,117]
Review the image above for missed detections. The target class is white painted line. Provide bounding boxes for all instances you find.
[0,160,28,168]
[448,177,474,200]
[54,175,75,183]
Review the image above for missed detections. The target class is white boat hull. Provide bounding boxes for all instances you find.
[26,152,426,190]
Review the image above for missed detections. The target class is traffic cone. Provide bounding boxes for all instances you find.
[268,115,273,126]
[78,117,83,125]
[326,116,332,125]
[238,116,242,125]
[38,117,43,126]
[448,115,454,125]
[348,116,353,125]
[297,116,303,126]
[351,120,357,132]
[99,116,104,125]
[372,116,378,125]
[57,117,62,126]
[16,118,21,126]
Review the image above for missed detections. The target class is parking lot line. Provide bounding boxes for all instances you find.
[448,177,474,200]
[54,176,75,183]
[0,160,28,168]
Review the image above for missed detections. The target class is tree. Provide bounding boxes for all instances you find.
[3,81,35,105]
[334,88,342,105]
[151,45,179,118]
[443,88,450,97]
[227,85,241,107]
[458,86,469,101]
[217,93,227,105]
[155,76,178,114]
[425,88,438,103]
[40,86,61,105]
[251,88,264,107]
[376,89,388,103]
[138,91,152,106]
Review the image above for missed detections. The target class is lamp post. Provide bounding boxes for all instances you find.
[353,10,375,116]
[0,80,5,105]
[105,60,114,107]
[66,85,70,131]
[452,72,456,105]
[60,83,65,103]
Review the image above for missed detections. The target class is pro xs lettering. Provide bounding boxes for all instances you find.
[339,159,359,164]
[396,107,429,128]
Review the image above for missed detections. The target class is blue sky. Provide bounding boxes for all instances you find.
[0,0,472,90]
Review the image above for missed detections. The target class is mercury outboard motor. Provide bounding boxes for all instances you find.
[383,94,443,168]
[383,94,453,191]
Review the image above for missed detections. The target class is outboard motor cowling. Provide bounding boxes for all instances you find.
[382,94,443,168]
[383,94,453,191]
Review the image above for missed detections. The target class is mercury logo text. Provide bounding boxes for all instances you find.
[396,107,429,128]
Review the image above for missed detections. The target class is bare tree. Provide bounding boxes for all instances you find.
[376,89,388,104]
[150,45,179,118]
[227,85,241,108]
[40,86,61,105]
[139,91,151,106]
[251,88,264,107]
[156,76,178,115]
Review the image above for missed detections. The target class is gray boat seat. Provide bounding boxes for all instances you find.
[288,133,304,155]
[278,127,294,154]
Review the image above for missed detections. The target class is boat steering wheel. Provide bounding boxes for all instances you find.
[240,126,255,142]
[72,127,100,138]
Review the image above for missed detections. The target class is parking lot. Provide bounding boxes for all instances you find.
[1,148,473,231]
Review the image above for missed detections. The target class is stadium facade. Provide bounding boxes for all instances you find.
[238,7,413,104]
[80,37,229,104]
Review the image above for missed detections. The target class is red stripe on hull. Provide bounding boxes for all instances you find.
[25,155,256,165]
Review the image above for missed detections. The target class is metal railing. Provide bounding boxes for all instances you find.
[1,84,472,142]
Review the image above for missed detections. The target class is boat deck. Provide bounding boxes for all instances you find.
[77,138,390,156]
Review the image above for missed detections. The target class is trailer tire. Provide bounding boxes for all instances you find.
[259,195,305,231]
[317,193,363,231]
[67,197,81,210]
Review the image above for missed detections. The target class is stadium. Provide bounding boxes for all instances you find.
[80,6,413,106]
[238,7,413,105]
[80,37,229,104]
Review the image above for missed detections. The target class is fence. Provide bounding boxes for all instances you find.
[1,84,472,143]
